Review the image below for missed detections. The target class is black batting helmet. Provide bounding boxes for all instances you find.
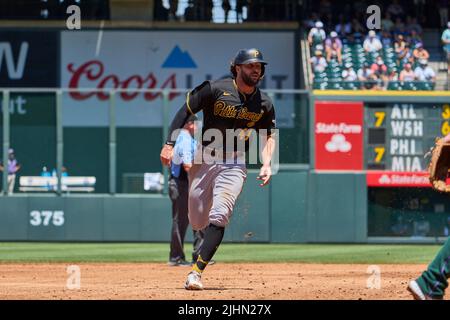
[230,48,267,79]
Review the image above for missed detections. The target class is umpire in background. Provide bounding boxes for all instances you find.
[168,114,204,266]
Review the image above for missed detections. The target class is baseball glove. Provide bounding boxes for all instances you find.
[428,137,450,192]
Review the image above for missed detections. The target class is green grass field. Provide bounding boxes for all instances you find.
[0,243,442,264]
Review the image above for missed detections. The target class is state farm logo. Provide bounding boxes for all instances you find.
[378,174,391,184]
[325,134,351,152]
[315,122,362,134]
[378,174,428,185]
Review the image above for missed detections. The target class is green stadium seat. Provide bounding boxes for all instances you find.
[387,81,401,90]
[401,82,417,90]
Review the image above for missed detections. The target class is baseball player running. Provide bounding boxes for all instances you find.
[408,133,450,300]
[160,48,276,290]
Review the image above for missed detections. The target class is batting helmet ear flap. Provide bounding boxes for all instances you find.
[230,61,237,78]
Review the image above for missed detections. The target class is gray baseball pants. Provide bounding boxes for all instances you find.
[188,162,247,230]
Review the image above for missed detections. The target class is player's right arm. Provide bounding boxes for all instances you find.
[160,81,212,167]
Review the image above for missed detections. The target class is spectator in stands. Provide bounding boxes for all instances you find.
[394,34,406,55]
[371,56,389,86]
[407,16,423,36]
[345,33,357,46]
[442,22,450,70]
[41,166,51,177]
[308,21,326,49]
[154,0,169,21]
[399,63,416,82]
[381,12,395,32]
[342,64,357,81]
[184,1,196,21]
[414,59,436,83]
[351,18,365,42]
[439,0,449,28]
[235,0,247,23]
[195,0,213,22]
[398,44,414,66]
[304,12,320,29]
[357,62,375,89]
[381,30,393,47]
[0,148,21,195]
[393,17,408,38]
[205,0,214,22]
[368,73,383,90]
[388,69,399,82]
[387,0,405,21]
[62,166,69,177]
[363,30,383,53]
[357,63,372,81]
[413,42,430,62]
[167,0,179,21]
[325,31,343,65]
[408,29,422,49]
[335,14,352,39]
[310,49,328,73]
[222,0,231,23]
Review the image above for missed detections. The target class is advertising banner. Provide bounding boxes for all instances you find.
[315,101,364,170]
[60,30,295,127]
[0,30,58,87]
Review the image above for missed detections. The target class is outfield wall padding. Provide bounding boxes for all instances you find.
[0,171,367,243]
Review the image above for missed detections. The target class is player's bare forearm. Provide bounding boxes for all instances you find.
[261,135,275,166]
[160,144,174,167]
[258,135,275,187]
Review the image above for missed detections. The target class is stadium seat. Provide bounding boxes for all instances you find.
[387,81,401,90]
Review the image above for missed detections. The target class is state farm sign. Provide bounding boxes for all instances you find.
[366,171,434,187]
[315,101,364,170]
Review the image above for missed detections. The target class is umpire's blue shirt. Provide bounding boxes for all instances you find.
[170,129,196,179]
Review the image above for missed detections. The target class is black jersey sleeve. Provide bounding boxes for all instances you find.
[258,102,276,136]
[165,81,213,145]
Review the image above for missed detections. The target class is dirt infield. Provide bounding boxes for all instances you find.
[0,263,446,300]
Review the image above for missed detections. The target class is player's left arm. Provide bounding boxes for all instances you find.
[258,135,275,187]
[257,103,276,187]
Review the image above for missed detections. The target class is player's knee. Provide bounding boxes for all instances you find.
[190,219,209,231]
[208,213,230,228]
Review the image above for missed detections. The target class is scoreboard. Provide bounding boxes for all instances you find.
[365,102,449,172]
[314,93,450,187]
